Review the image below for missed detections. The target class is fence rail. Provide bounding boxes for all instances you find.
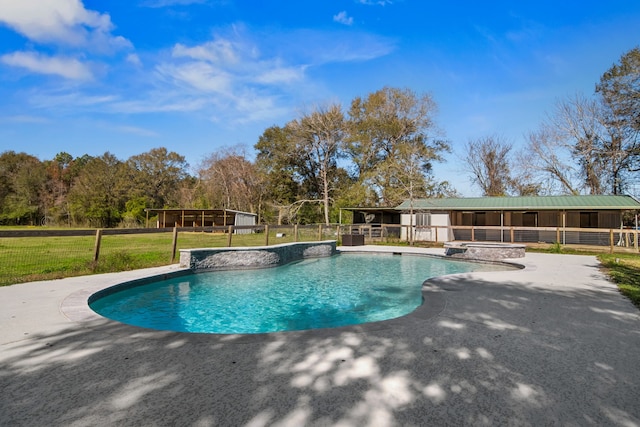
[1,223,637,286]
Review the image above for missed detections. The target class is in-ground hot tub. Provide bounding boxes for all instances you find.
[444,241,525,261]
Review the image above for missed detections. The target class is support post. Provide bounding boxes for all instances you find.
[227,225,233,247]
[171,227,179,263]
[264,224,269,246]
[610,229,614,254]
[93,229,102,264]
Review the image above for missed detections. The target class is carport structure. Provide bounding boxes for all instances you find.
[144,208,257,230]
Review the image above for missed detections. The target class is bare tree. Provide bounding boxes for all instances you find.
[199,146,264,214]
[463,135,513,196]
[524,127,581,195]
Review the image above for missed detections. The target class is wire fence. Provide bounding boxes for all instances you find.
[1,223,637,286]
[0,225,340,286]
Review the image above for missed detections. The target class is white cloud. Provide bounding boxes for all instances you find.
[1,51,93,80]
[108,96,207,114]
[255,66,305,84]
[157,62,232,94]
[0,115,51,124]
[172,40,239,64]
[126,53,143,66]
[114,125,159,137]
[0,0,131,51]
[357,0,393,5]
[333,11,353,26]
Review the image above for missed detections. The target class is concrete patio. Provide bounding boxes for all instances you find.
[1,247,639,426]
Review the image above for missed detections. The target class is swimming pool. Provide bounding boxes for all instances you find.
[90,253,503,334]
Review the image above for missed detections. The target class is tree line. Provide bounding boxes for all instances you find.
[1,48,637,227]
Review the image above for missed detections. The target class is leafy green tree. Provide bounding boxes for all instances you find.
[126,147,190,208]
[596,47,640,193]
[122,196,151,227]
[0,151,46,225]
[42,152,85,225]
[256,112,350,225]
[597,47,640,135]
[68,152,132,227]
[255,125,300,213]
[346,87,449,206]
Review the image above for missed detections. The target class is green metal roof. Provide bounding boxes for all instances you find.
[395,195,640,211]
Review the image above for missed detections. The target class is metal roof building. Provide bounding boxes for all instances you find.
[395,195,640,211]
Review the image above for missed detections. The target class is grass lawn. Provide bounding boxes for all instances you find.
[0,228,327,286]
[597,253,640,308]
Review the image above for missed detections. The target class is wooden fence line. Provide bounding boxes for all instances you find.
[2,224,639,255]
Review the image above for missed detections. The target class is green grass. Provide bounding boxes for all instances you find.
[0,228,328,286]
[597,254,640,308]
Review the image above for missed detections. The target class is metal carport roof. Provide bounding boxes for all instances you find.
[395,195,640,211]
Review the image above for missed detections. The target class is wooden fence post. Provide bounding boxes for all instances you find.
[264,224,269,246]
[227,226,233,247]
[171,227,178,263]
[609,229,614,254]
[93,229,102,264]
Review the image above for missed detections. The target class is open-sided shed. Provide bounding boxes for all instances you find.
[145,208,257,233]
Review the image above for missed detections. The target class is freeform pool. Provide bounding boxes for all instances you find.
[90,253,503,334]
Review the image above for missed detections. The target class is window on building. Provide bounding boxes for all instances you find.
[415,212,431,226]
[523,212,537,227]
[580,212,598,228]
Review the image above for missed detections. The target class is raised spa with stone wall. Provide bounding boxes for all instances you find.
[444,241,525,261]
[179,240,337,270]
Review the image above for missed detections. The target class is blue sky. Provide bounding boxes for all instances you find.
[1,1,639,195]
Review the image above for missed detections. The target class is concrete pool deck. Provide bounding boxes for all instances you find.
[1,246,639,426]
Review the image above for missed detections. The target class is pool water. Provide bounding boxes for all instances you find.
[90,253,499,334]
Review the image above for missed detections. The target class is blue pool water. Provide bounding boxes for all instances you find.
[90,253,500,334]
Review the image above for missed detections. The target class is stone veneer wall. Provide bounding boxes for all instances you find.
[179,240,337,270]
[444,242,525,261]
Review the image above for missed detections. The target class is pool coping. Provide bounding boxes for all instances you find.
[60,245,523,342]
